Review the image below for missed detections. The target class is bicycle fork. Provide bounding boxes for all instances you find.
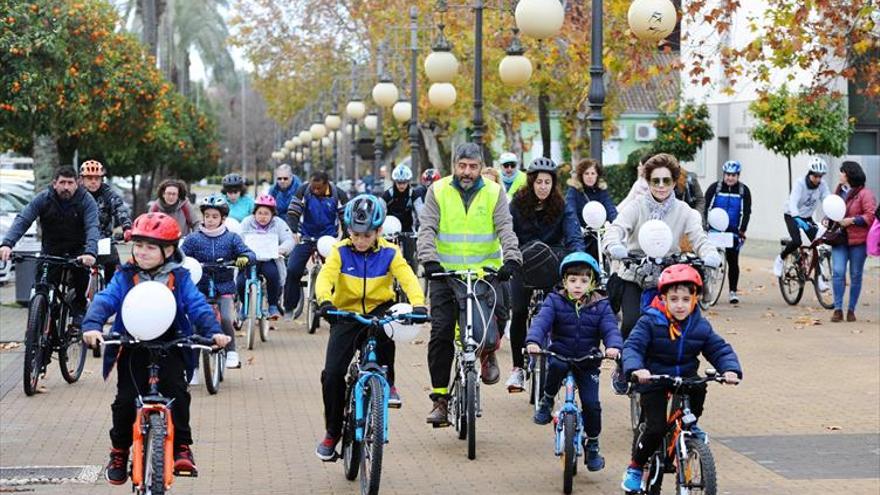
[353,369,390,444]
[131,404,175,490]
[553,376,583,458]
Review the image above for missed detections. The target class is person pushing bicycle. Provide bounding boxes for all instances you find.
[773,157,831,278]
[620,264,742,492]
[313,194,426,461]
[81,212,231,486]
[525,252,621,472]
[417,142,522,426]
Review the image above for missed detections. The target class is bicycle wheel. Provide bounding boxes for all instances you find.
[144,413,167,495]
[246,284,258,350]
[360,375,385,495]
[451,372,466,439]
[629,392,642,433]
[23,294,50,396]
[203,350,221,395]
[58,299,86,383]
[813,249,834,309]
[644,452,664,495]
[679,438,716,495]
[306,267,319,334]
[342,396,361,480]
[562,412,577,494]
[466,369,477,460]
[701,260,726,309]
[778,253,804,305]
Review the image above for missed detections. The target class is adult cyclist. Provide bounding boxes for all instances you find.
[704,160,752,304]
[774,157,830,278]
[221,173,255,222]
[498,151,527,197]
[414,168,441,220]
[79,160,132,276]
[382,164,419,269]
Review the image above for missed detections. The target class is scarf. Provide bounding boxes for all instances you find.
[647,193,675,221]
[649,296,695,341]
[501,173,516,188]
[199,224,227,238]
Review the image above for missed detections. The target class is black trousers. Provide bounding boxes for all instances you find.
[618,280,643,340]
[508,273,533,369]
[110,347,191,449]
[631,385,707,466]
[725,247,740,292]
[781,214,817,259]
[321,302,396,438]
[42,261,89,317]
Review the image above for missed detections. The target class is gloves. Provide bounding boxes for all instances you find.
[422,261,444,278]
[319,301,337,323]
[496,260,520,281]
[794,218,811,232]
[235,256,250,269]
[738,230,747,241]
[608,244,628,260]
[703,252,722,268]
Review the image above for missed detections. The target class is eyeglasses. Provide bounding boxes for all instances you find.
[501,163,517,169]
[277,177,290,181]
[649,177,674,186]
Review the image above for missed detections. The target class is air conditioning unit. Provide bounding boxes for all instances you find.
[609,124,627,140]
[635,123,657,142]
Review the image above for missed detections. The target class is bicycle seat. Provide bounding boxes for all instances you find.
[779,238,791,245]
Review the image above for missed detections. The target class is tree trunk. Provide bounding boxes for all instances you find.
[141,0,159,56]
[32,134,59,191]
[538,91,552,159]
[786,154,792,193]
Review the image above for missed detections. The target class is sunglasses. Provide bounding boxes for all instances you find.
[277,177,290,181]
[650,177,674,186]
[501,163,517,169]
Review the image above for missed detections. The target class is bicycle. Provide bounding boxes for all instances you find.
[16,253,88,396]
[87,235,127,358]
[527,348,610,495]
[100,334,216,495]
[627,370,732,495]
[778,233,833,309]
[238,264,270,350]
[430,268,498,460]
[523,287,548,407]
[700,228,733,309]
[383,231,419,303]
[582,225,611,286]
[200,260,237,394]
[297,237,326,334]
[328,308,429,495]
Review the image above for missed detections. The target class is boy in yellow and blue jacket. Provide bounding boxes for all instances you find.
[314,194,426,461]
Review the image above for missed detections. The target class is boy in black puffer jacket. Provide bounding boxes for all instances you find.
[525,252,622,471]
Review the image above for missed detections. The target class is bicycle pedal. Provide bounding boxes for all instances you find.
[173,469,198,478]
[430,421,451,428]
[388,402,401,409]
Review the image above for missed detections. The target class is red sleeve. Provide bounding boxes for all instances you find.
[860,189,877,226]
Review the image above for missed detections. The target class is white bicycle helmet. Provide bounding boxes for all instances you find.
[808,157,828,175]
[391,164,413,183]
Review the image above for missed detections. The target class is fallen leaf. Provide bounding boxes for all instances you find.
[246,356,255,365]
[825,425,842,431]
[727,330,738,335]
[851,330,863,334]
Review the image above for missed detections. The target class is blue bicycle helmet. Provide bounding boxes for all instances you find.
[344,194,386,233]
[721,160,742,174]
[559,251,602,278]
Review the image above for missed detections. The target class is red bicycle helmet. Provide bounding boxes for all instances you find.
[657,264,703,293]
[421,168,441,185]
[80,160,105,177]
[254,194,277,213]
[130,213,181,245]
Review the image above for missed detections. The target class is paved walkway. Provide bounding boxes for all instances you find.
[0,256,878,494]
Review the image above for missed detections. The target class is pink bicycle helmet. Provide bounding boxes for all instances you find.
[254,194,277,214]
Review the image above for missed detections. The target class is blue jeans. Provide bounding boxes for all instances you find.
[236,261,282,309]
[543,355,602,438]
[284,241,316,312]
[832,243,868,312]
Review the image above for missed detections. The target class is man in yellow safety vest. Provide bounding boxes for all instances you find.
[417,142,522,426]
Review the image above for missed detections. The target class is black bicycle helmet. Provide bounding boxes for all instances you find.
[222,173,245,189]
[527,156,557,175]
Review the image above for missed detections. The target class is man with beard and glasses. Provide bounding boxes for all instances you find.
[0,166,100,328]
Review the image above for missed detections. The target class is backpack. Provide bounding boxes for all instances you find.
[519,241,564,289]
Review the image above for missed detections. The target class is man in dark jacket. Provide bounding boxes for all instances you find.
[79,160,132,277]
[0,166,100,326]
[269,164,302,231]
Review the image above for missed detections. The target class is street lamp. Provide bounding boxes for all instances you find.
[364,112,379,131]
[627,0,677,42]
[498,28,532,87]
[514,0,565,39]
[428,82,456,109]
[392,100,412,123]
[346,66,365,183]
[424,19,459,83]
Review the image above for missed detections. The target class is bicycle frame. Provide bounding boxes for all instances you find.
[242,265,264,319]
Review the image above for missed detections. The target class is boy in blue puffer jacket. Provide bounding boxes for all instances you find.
[525,252,622,471]
[620,264,742,493]
[180,194,255,369]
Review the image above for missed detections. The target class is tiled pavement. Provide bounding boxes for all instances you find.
[0,256,877,494]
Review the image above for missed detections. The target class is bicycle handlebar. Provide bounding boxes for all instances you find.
[201,260,237,270]
[632,372,735,386]
[524,348,609,364]
[327,309,431,326]
[12,253,83,266]
[102,334,217,352]
[429,266,498,280]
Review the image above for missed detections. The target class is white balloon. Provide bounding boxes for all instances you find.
[822,195,846,222]
[316,235,337,258]
[638,219,673,258]
[582,201,607,229]
[181,256,203,284]
[707,208,730,232]
[383,302,424,343]
[225,217,242,234]
[122,281,176,341]
[383,215,402,236]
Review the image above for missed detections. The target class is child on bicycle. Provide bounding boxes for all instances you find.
[238,194,295,319]
[81,212,231,486]
[525,252,622,472]
[313,194,426,461]
[180,194,255,369]
[620,264,742,493]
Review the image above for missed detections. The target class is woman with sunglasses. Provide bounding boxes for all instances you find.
[498,151,528,197]
[603,153,721,338]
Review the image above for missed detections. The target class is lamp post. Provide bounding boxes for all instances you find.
[346,66,366,183]
[587,0,605,164]
[408,6,421,174]
[371,40,398,195]
[325,80,343,182]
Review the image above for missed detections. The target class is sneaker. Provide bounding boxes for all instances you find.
[173,444,197,475]
[315,434,338,461]
[505,367,525,393]
[729,291,740,304]
[388,386,402,409]
[105,448,128,485]
[426,397,449,426]
[267,305,281,320]
[773,255,784,277]
[690,425,709,444]
[533,395,553,425]
[189,373,199,386]
[585,438,605,471]
[480,351,500,385]
[621,466,644,492]
[225,351,241,369]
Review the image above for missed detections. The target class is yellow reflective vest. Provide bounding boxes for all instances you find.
[434,176,503,271]
[506,170,527,197]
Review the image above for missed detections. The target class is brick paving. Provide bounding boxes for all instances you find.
[0,256,878,494]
